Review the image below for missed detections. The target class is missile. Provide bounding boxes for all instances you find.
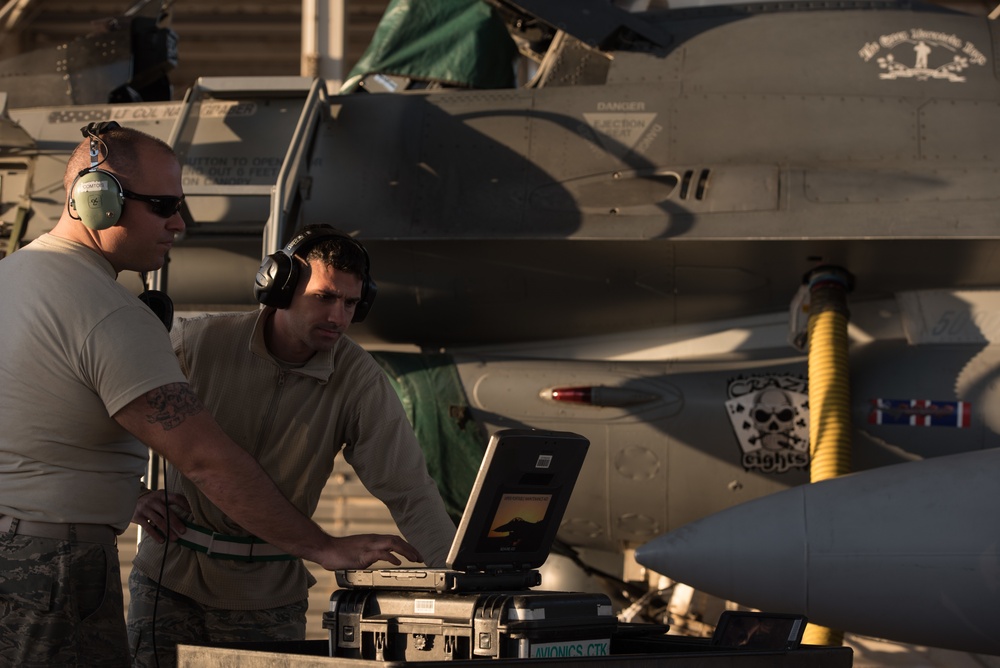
[634,449,1000,656]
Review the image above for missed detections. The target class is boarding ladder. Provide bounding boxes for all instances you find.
[145,75,329,295]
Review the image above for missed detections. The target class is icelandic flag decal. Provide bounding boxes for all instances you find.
[869,399,971,428]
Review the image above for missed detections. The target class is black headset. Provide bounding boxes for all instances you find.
[67,121,125,230]
[254,225,377,321]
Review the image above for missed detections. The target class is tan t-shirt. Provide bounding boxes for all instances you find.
[0,234,186,531]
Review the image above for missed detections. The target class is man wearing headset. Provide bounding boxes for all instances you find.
[0,125,420,666]
[126,225,456,666]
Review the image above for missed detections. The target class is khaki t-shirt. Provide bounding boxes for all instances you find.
[0,234,186,531]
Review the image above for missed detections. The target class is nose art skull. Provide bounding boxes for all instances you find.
[752,388,796,451]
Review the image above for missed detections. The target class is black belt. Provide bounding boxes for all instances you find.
[0,514,117,546]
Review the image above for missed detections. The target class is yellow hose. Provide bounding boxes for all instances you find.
[801,271,852,647]
[807,309,852,479]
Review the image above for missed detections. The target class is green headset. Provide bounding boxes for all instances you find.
[66,120,176,331]
[67,121,125,230]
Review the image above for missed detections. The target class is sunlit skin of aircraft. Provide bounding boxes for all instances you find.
[2,0,1000,656]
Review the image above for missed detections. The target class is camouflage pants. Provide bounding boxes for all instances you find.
[127,569,308,668]
[0,532,129,667]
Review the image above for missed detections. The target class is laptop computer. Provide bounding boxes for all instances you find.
[335,428,590,593]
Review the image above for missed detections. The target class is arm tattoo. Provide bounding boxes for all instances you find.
[144,382,202,431]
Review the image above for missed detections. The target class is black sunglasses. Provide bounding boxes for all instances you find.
[122,189,185,219]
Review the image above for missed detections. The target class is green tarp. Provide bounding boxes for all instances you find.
[372,351,487,522]
[341,0,517,92]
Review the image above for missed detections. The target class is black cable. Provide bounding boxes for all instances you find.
[130,455,171,668]
[150,479,170,668]
[134,254,174,666]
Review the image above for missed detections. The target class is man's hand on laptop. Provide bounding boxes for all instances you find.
[320,534,423,570]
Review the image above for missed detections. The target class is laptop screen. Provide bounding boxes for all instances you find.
[446,429,590,573]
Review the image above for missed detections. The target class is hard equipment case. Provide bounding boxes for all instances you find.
[324,589,617,661]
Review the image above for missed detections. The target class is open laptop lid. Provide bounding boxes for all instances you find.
[445,428,590,573]
[332,428,590,591]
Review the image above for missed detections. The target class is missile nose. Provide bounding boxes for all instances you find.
[635,488,809,614]
[634,450,1000,655]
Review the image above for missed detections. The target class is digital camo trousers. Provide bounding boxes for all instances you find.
[127,569,308,668]
[0,533,129,667]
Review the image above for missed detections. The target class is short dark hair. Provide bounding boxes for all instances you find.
[293,225,368,281]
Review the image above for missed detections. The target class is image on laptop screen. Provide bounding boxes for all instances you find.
[447,429,589,572]
[479,492,554,553]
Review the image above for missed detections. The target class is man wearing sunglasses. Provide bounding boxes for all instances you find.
[0,124,420,666]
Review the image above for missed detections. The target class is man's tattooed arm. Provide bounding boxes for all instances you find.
[143,382,203,431]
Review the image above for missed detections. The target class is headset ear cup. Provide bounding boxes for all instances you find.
[138,289,175,332]
[352,276,377,323]
[71,170,123,230]
[254,252,297,309]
